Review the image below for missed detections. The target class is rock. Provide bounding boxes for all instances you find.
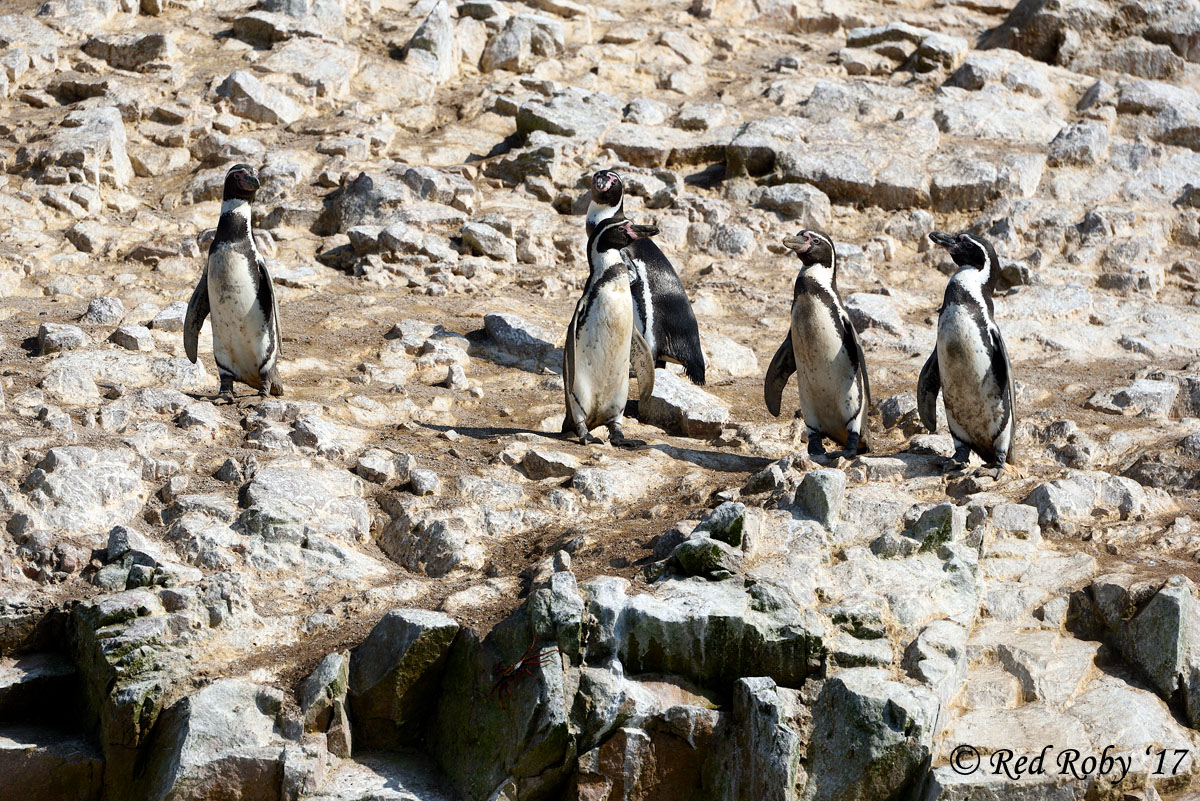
[803,668,937,801]
[844,293,902,335]
[907,503,965,551]
[24,447,146,535]
[0,727,103,801]
[1084,379,1179,419]
[754,182,832,228]
[410,469,441,496]
[480,14,565,73]
[216,70,302,126]
[108,324,154,352]
[348,609,459,749]
[639,369,730,438]
[460,221,515,262]
[150,302,187,332]
[83,297,125,326]
[1048,121,1110,167]
[672,535,741,578]
[299,652,350,756]
[239,460,369,545]
[37,324,91,355]
[1023,470,1160,528]
[136,679,290,801]
[262,39,359,99]
[794,468,846,527]
[82,33,176,71]
[695,501,747,547]
[520,448,579,480]
[19,106,132,189]
[705,677,805,798]
[355,448,406,484]
[516,87,622,139]
[404,0,459,85]
[702,334,759,378]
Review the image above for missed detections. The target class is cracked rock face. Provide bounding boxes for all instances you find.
[2,0,1200,799]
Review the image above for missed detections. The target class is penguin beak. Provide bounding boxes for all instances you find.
[782,233,812,253]
[236,170,260,193]
[627,223,658,240]
[929,231,956,248]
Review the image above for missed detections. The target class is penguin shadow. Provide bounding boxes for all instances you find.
[416,421,555,441]
[645,442,774,474]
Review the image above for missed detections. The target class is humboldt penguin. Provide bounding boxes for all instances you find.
[918,230,1016,479]
[184,163,283,403]
[586,169,706,385]
[763,230,871,459]
[562,217,657,446]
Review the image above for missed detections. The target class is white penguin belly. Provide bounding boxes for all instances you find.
[937,305,1007,454]
[790,295,860,444]
[207,246,271,387]
[572,282,633,429]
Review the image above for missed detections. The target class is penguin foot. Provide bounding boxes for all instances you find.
[941,458,968,475]
[973,464,1005,481]
[213,393,235,406]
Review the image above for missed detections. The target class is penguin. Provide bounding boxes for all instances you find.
[586,169,707,385]
[184,163,283,404]
[763,229,871,459]
[917,230,1016,480]
[562,217,657,447]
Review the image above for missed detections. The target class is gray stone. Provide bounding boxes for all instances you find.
[794,468,846,528]
[520,448,579,480]
[481,14,565,73]
[695,501,748,547]
[907,503,965,552]
[150,302,188,332]
[460,221,515,262]
[83,297,125,326]
[1048,121,1110,167]
[108,324,154,352]
[25,447,146,535]
[136,679,288,801]
[639,369,730,438]
[82,33,177,72]
[37,324,91,355]
[348,609,459,749]
[410,469,440,496]
[803,667,938,801]
[673,535,741,578]
[755,183,832,228]
[19,106,132,189]
[844,293,902,335]
[216,70,302,126]
[262,39,359,99]
[239,460,369,544]
[1085,379,1179,419]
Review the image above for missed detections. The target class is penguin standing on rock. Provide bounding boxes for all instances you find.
[184,163,283,404]
[763,230,871,459]
[586,169,706,385]
[562,217,657,447]
[918,231,1016,479]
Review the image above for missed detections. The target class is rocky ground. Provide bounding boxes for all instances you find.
[2,0,1200,798]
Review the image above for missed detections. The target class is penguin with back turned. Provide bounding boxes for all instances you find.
[562,216,657,446]
[763,230,871,459]
[918,231,1016,479]
[184,163,283,403]
[586,169,706,385]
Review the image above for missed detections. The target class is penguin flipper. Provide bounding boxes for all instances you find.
[763,333,796,417]
[183,271,210,364]
[630,328,655,403]
[840,313,872,448]
[991,327,1017,465]
[562,314,578,435]
[917,350,941,433]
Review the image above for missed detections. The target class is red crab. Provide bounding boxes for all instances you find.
[488,634,558,706]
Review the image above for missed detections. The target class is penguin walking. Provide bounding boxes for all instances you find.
[763,230,871,459]
[586,169,706,385]
[184,163,283,404]
[917,231,1016,479]
[562,217,657,446]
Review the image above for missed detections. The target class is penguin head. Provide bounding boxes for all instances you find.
[929,231,997,274]
[594,219,657,252]
[223,163,260,201]
[783,230,835,268]
[591,170,624,208]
